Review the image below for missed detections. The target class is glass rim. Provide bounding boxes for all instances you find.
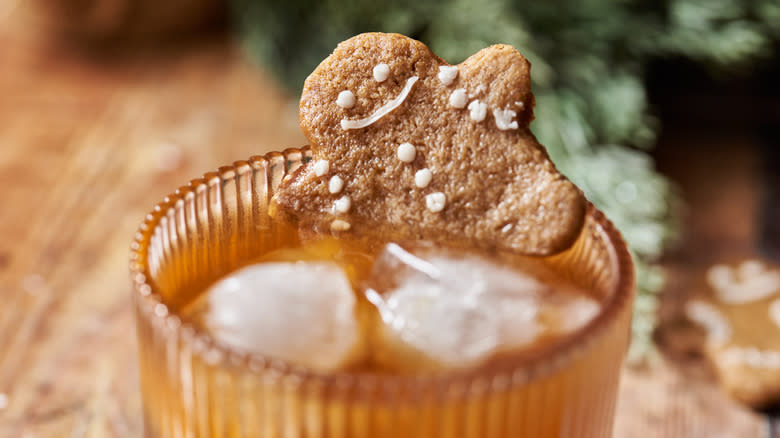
[129,146,635,390]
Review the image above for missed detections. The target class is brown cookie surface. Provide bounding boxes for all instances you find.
[274,32,585,255]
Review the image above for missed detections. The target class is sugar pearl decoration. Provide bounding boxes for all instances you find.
[313,159,330,177]
[329,175,344,193]
[449,89,467,108]
[425,192,446,213]
[331,219,351,231]
[468,100,487,122]
[493,108,519,130]
[414,168,432,188]
[333,196,351,214]
[373,63,390,82]
[437,66,459,85]
[336,90,356,108]
[397,143,416,163]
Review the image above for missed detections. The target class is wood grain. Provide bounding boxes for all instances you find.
[0,9,304,436]
[0,5,771,437]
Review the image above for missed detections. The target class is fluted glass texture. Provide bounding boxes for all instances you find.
[130,147,635,438]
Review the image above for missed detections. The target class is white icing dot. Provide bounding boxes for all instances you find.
[437,66,459,85]
[329,175,344,194]
[373,63,390,82]
[313,159,330,177]
[331,219,351,232]
[397,143,416,163]
[414,168,433,188]
[493,108,519,130]
[341,76,418,130]
[336,90,356,108]
[333,196,351,214]
[501,223,513,233]
[770,298,780,330]
[425,192,446,213]
[449,89,467,108]
[515,100,525,108]
[468,100,487,122]
[685,300,732,347]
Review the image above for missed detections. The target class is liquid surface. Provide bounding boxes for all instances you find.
[181,237,602,374]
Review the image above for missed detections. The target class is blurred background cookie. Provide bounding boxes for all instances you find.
[686,259,780,407]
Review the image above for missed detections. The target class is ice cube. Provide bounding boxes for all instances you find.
[182,261,360,372]
[366,244,553,370]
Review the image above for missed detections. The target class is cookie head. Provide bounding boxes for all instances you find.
[274,33,586,255]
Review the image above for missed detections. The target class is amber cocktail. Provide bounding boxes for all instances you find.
[130,147,634,438]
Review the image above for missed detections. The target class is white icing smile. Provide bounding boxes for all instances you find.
[341,76,419,130]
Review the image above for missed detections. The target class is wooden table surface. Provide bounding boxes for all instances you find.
[0,9,774,438]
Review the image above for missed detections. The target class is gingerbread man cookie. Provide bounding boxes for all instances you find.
[685,259,780,407]
[273,33,585,256]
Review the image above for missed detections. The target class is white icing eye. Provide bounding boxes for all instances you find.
[425,192,446,213]
[333,196,351,214]
[373,63,390,82]
[493,108,519,130]
[468,100,487,122]
[336,90,356,108]
[313,159,330,177]
[437,66,459,85]
[414,168,433,188]
[397,143,416,163]
[329,175,345,193]
[449,89,467,108]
